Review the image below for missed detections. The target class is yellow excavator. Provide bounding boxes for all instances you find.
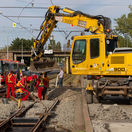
[32,5,132,104]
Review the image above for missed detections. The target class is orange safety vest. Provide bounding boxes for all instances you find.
[16,78,27,88]
[38,79,44,87]
[16,81,21,87]
[7,74,13,83]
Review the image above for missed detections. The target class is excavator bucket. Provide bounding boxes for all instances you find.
[30,58,58,72]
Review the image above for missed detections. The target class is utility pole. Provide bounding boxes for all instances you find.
[7,36,8,59]
[21,40,24,63]
[22,39,23,60]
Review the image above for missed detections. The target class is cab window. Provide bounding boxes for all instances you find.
[72,39,86,64]
[106,38,117,56]
[90,39,100,58]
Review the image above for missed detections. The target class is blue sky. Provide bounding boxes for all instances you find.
[0,0,131,49]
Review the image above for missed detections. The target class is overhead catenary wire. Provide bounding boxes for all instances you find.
[0,13,35,38]
[0,6,48,9]
[5,16,45,18]
[18,0,34,21]
[16,3,131,7]
[48,0,67,38]
[49,0,54,5]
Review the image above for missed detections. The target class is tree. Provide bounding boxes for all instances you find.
[56,41,61,51]
[114,5,132,47]
[48,39,61,51]
[9,38,34,51]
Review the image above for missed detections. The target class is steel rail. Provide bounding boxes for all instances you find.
[31,99,59,132]
[0,106,23,131]
[0,102,36,131]
[16,101,37,117]
[82,88,94,132]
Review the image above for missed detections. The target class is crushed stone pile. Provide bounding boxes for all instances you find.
[89,104,132,121]
[0,101,17,119]
[48,89,77,130]
[48,87,67,100]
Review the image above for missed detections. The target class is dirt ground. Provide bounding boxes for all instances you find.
[1,74,132,132]
[0,75,84,132]
[88,100,132,132]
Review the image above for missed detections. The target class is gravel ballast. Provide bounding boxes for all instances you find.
[88,103,132,132]
[89,104,132,121]
[0,100,17,119]
[48,89,78,130]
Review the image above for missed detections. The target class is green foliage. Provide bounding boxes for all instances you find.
[48,40,61,51]
[0,46,8,51]
[114,5,132,47]
[56,41,61,50]
[9,38,33,51]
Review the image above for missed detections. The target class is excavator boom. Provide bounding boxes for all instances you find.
[31,5,111,61]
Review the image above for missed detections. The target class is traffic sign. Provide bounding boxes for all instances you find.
[13,22,16,27]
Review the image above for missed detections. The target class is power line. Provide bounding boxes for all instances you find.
[18,0,33,20]
[49,0,54,5]
[22,3,131,7]
[0,13,35,37]
[0,6,48,9]
[5,16,45,18]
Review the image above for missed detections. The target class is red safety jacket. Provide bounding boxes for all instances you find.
[27,76,32,83]
[43,77,49,88]
[5,73,16,85]
[16,77,27,88]
[35,78,44,87]
[32,75,37,79]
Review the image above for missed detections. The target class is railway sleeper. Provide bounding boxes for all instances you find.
[12,118,38,127]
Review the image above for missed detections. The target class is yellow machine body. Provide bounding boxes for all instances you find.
[31,5,132,102]
[70,34,132,76]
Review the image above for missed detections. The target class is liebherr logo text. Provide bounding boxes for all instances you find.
[78,20,86,27]
[114,68,125,71]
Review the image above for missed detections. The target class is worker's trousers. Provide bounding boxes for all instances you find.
[38,87,44,100]
[20,88,29,101]
[58,78,63,88]
[6,84,15,98]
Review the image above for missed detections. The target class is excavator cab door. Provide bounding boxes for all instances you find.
[70,38,88,75]
[70,34,106,75]
[88,37,102,75]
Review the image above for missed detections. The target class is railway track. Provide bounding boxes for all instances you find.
[0,99,59,132]
[82,88,94,132]
[0,74,94,132]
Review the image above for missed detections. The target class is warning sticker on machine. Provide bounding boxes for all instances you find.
[78,20,86,27]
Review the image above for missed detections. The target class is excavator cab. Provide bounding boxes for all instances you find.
[69,34,118,75]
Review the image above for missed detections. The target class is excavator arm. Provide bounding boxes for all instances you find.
[31,5,111,61]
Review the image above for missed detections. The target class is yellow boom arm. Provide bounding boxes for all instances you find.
[31,5,111,61]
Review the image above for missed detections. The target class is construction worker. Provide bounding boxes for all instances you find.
[35,75,44,100]
[27,74,33,92]
[32,74,37,92]
[6,71,16,98]
[42,72,49,100]
[16,74,29,101]
[58,67,64,88]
